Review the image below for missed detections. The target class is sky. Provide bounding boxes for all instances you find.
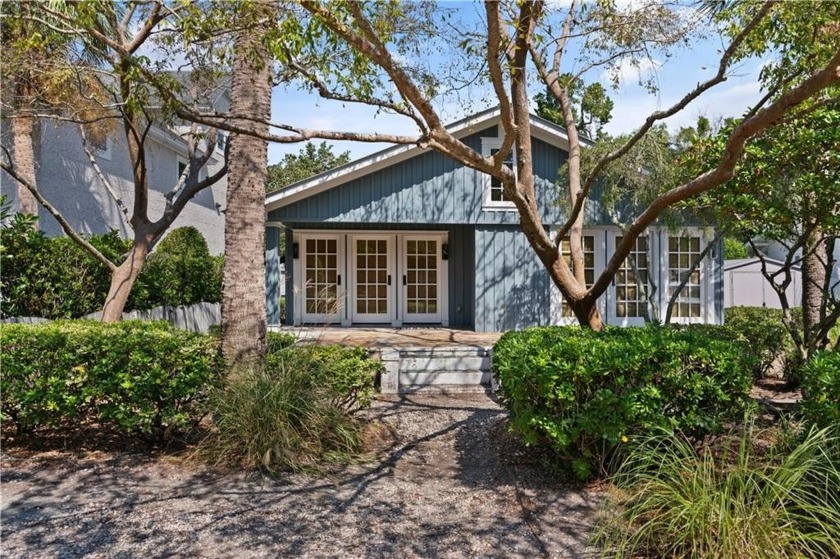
[265,1,769,165]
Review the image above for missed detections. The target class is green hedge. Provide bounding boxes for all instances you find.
[492,325,755,480]
[724,306,800,379]
[0,208,222,319]
[0,321,223,441]
[801,350,840,428]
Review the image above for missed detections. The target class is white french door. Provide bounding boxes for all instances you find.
[300,234,343,323]
[350,235,396,324]
[607,233,652,326]
[401,236,442,324]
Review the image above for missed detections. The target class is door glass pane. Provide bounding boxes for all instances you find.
[669,235,703,319]
[559,235,595,317]
[304,237,339,316]
[405,239,439,317]
[615,236,649,318]
[355,238,389,316]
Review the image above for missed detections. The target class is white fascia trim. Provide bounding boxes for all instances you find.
[265,108,577,212]
[148,125,222,166]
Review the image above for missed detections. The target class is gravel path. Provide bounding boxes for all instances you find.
[1,394,598,558]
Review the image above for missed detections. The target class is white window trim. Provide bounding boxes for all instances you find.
[549,229,608,326]
[93,136,112,161]
[607,230,658,327]
[662,227,715,325]
[480,137,516,211]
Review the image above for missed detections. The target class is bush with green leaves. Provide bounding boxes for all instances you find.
[725,306,799,379]
[201,343,380,472]
[0,207,222,318]
[492,325,755,480]
[0,321,222,441]
[595,422,840,558]
[801,350,840,428]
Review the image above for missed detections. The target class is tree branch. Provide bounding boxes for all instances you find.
[78,125,132,227]
[0,154,116,272]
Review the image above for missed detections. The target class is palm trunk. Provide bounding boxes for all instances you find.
[100,238,151,323]
[10,111,39,223]
[221,1,273,370]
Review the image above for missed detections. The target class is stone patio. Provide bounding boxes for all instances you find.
[277,326,502,350]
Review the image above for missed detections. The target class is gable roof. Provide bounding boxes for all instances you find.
[264,107,588,212]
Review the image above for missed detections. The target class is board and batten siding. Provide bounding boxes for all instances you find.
[267,128,567,226]
[474,225,550,332]
[274,222,474,328]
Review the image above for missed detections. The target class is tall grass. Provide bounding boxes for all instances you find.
[198,350,367,473]
[594,421,840,558]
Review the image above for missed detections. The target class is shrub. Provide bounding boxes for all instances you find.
[201,344,380,472]
[0,321,222,441]
[266,331,296,353]
[136,227,222,309]
[725,306,799,379]
[594,422,840,558]
[492,325,755,479]
[801,350,840,428]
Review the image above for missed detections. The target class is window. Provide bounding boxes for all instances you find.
[669,236,702,318]
[615,235,649,318]
[90,135,112,160]
[559,235,595,317]
[216,132,227,152]
[481,138,516,208]
[177,159,188,182]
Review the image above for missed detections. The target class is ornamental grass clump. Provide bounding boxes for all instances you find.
[594,422,840,558]
[199,344,379,473]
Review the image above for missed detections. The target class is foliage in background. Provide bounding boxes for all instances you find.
[594,422,840,558]
[534,80,614,139]
[0,208,222,318]
[801,351,840,429]
[200,342,380,473]
[492,325,754,480]
[722,236,749,259]
[0,321,223,442]
[266,142,351,193]
[134,227,223,309]
[724,306,800,380]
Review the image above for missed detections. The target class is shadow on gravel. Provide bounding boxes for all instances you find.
[1,394,598,558]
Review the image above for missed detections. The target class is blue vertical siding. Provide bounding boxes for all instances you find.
[474,225,550,332]
[268,131,568,226]
[265,227,281,326]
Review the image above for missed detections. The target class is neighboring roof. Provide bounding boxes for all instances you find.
[724,257,801,272]
[264,107,588,212]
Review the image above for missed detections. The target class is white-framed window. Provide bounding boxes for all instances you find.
[614,235,650,320]
[480,137,516,209]
[668,235,703,320]
[177,157,188,182]
[559,235,595,317]
[91,135,112,160]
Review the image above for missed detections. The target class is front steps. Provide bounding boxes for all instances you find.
[376,347,494,394]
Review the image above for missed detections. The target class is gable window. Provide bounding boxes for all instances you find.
[559,235,595,317]
[668,235,702,319]
[615,235,649,318]
[481,137,516,208]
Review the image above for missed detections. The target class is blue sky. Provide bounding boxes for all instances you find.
[266,2,768,165]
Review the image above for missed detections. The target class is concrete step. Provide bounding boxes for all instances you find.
[400,355,490,373]
[398,384,492,395]
[399,370,491,387]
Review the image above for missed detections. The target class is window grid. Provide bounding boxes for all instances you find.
[406,240,438,315]
[489,147,514,203]
[304,239,338,315]
[355,240,389,315]
[669,236,702,318]
[615,236,649,318]
[559,236,595,317]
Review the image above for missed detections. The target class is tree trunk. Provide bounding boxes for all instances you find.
[801,224,828,358]
[221,2,273,371]
[100,239,151,323]
[10,111,39,224]
[571,299,605,330]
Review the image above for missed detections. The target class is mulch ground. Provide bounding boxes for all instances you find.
[1,394,600,559]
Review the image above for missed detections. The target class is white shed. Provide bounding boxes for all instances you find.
[724,258,801,308]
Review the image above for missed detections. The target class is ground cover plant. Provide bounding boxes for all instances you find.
[492,325,755,480]
[594,421,840,558]
[199,341,381,473]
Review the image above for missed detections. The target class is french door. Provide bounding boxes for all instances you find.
[401,236,442,324]
[350,235,396,323]
[300,235,343,323]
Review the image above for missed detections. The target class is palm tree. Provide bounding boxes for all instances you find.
[221,0,274,369]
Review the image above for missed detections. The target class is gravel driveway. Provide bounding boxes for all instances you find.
[1,394,598,558]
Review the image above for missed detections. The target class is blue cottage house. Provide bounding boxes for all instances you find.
[264,108,724,332]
